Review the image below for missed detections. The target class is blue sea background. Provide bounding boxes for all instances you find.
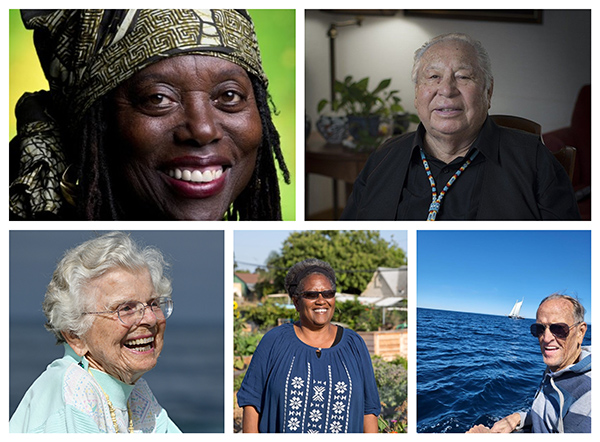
[417,308,592,433]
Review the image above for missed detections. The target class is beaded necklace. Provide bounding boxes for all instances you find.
[420,148,479,221]
[88,368,134,433]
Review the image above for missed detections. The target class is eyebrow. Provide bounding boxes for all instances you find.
[423,64,476,72]
[104,293,159,310]
[130,64,250,84]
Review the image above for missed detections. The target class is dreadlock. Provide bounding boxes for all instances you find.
[227,74,290,220]
[69,98,120,220]
[69,72,289,220]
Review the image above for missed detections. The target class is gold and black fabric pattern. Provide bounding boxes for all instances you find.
[22,9,267,124]
[9,92,66,219]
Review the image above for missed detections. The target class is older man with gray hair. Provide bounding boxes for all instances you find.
[468,294,591,433]
[341,33,579,220]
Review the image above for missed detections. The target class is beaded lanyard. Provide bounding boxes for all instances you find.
[419,148,479,221]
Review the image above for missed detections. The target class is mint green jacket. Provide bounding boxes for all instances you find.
[10,344,181,433]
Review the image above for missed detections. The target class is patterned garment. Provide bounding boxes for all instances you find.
[10,9,266,219]
[517,346,591,433]
[237,323,381,433]
[284,358,355,433]
[10,344,180,433]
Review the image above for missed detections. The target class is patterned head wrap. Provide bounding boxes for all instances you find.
[10,9,267,219]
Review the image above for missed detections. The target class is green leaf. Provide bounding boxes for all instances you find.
[372,78,391,95]
[317,99,328,113]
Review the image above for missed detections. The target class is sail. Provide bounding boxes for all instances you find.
[508,299,523,318]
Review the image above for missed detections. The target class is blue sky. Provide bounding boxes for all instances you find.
[417,230,591,321]
[234,230,407,272]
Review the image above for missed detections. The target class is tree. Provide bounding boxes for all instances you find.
[264,231,406,295]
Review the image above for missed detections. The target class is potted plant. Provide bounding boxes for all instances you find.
[314,99,349,145]
[318,76,418,150]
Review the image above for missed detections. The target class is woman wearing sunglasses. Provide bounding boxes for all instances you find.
[10,232,180,433]
[237,258,380,433]
[468,294,590,433]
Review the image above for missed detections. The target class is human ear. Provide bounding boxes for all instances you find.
[486,80,494,109]
[61,331,89,357]
[577,322,588,344]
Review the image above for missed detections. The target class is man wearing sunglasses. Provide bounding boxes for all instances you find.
[468,294,590,433]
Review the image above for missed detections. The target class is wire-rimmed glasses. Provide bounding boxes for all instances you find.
[84,297,173,326]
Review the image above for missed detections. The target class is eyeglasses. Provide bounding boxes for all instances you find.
[298,290,336,300]
[530,321,581,340]
[84,298,173,326]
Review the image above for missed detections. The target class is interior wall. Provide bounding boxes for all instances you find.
[305,9,591,217]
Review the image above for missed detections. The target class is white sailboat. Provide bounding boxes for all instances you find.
[508,299,524,319]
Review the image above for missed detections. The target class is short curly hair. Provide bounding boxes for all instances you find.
[284,258,336,297]
[42,231,172,343]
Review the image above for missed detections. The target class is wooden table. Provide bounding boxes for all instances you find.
[305,131,370,219]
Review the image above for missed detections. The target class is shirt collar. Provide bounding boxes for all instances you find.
[411,115,498,162]
[63,343,135,409]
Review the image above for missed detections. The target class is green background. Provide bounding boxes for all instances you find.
[8,9,296,220]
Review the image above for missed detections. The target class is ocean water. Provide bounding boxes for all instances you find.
[9,319,224,433]
[417,308,592,433]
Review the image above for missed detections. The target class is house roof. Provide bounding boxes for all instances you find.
[360,266,407,300]
[376,266,407,296]
[235,272,260,285]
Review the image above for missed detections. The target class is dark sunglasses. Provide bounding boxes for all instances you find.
[530,322,581,340]
[298,290,336,300]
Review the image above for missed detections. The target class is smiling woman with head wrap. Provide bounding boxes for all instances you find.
[10,9,289,220]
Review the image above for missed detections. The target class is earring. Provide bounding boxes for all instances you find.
[60,164,78,206]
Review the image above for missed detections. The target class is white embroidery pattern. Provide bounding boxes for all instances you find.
[313,385,326,402]
[283,358,353,433]
[282,356,296,433]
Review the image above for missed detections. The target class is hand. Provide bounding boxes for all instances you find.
[466,413,521,433]
[466,424,492,433]
[489,413,521,433]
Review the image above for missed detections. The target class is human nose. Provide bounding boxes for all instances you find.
[437,75,458,97]
[314,292,329,303]
[137,303,158,326]
[175,95,223,146]
[540,325,555,341]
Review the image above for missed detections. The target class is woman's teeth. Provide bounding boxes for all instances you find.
[167,168,223,183]
[125,336,154,351]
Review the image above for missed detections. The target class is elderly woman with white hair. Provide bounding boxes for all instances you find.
[341,32,579,221]
[9,231,180,433]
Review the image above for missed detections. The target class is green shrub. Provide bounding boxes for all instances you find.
[372,356,408,433]
[239,299,297,330]
[334,298,381,331]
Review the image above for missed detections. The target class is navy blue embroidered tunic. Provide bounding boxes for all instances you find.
[237,323,381,433]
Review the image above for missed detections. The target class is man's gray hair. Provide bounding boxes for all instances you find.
[43,231,172,343]
[411,32,494,91]
[539,293,586,323]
